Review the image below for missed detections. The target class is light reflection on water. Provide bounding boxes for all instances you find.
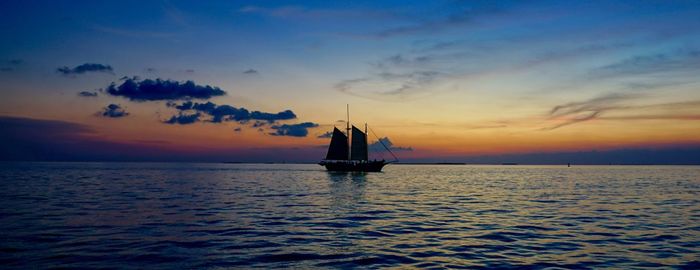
[0,163,698,269]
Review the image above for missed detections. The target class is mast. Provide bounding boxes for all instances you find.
[365,123,368,159]
[346,104,351,160]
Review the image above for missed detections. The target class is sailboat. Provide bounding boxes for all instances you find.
[319,106,397,172]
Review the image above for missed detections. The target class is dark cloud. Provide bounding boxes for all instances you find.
[269,122,318,137]
[243,69,259,74]
[317,131,333,138]
[250,110,296,123]
[164,113,200,125]
[185,69,195,73]
[167,101,297,124]
[0,67,14,72]
[369,137,413,152]
[57,63,114,75]
[164,101,298,129]
[8,59,22,65]
[106,77,226,101]
[145,68,157,72]
[99,104,129,118]
[78,91,98,97]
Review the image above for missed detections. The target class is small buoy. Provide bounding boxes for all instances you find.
[567,163,571,167]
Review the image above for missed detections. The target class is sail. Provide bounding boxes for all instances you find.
[350,126,368,161]
[325,127,349,160]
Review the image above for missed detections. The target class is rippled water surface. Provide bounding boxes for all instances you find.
[1,163,699,269]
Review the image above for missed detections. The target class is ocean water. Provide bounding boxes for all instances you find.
[0,163,698,269]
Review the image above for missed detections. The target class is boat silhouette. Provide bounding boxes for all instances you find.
[319,105,398,172]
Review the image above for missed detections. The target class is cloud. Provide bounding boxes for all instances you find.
[164,112,200,125]
[78,91,98,97]
[238,5,393,21]
[543,111,601,130]
[92,25,175,39]
[371,3,505,38]
[57,63,114,75]
[543,94,700,130]
[243,69,259,74]
[549,93,637,118]
[591,49,700,78]
[369,137,413,152]
[99,104,129,118]
[145,68,157,72]
[166,101,297,125]
[337,71,443,99]
[543,93,639,130]
[317,131,333,138]
[0,59,23,72]
[269,122,319,137]
[106,77,226,101]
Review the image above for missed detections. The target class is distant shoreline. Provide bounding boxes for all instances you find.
[2,161,697,166]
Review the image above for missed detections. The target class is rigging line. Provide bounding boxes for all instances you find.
[368,126,399,162]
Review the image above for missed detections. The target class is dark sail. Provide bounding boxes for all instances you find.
[325,127,349,160]
[350,126,368,161]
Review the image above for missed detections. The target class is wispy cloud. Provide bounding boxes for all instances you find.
[78,91,98,97]
[591,49,700,78]
[543,93,700,130]
[57,63,114,76]
[92,25,175,39]
[243,69,259,75]
[238,5,393,21]
[1,59,23,72]
[549,93,638,118]
[370,3,506,38]
[336,71,445,100]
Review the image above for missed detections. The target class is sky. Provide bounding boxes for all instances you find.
[1,0,700,164]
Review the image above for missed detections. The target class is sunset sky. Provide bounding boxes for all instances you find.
[2,1,700,163]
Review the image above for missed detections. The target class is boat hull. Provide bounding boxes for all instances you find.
[319,160,387,172]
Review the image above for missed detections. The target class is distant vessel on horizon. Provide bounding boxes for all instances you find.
[319,105,397,172]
